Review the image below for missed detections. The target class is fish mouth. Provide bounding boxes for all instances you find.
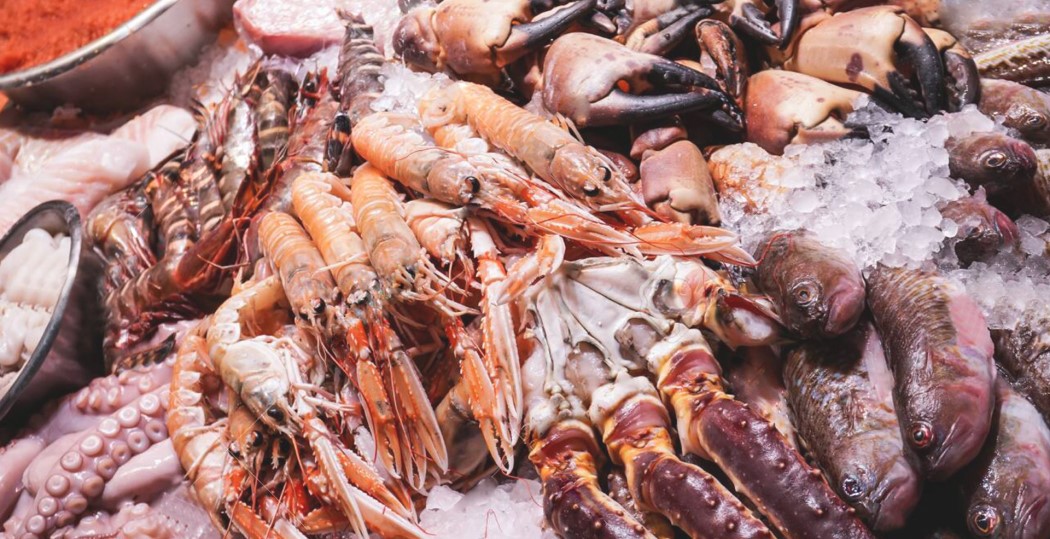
[926,416,988,480]
[822,278,866,337]
[1017,494,1050,539]
[867,461,923,531]
[993,210,1020,246]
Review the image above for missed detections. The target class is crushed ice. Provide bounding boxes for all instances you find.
[420,479,557,539]
[721,98,1050,329]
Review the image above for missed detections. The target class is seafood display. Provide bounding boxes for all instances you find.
[0,0,1049,537]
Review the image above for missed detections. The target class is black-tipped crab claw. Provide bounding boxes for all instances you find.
[717,0,800,49]
[923,28,981,112]
[783,6,947,118]
[541,33,744,129]
[393,0,597,83]
[616,1,721,56]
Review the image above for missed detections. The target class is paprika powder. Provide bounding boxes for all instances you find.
[0,0,153,74]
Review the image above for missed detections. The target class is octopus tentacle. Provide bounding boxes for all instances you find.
[10,388,170,538]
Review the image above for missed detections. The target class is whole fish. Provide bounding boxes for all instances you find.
[991,311,1050,424]
[978,79,1050,145]
[785,322,922,531]
[867,266,996,480]
[955,379,1050,539]
[939,194,1019,266]
[946,133,1036,200]
[755,230,865,339]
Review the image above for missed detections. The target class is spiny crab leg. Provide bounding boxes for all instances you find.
[530,420,656,539]
[595,374,775,538]
[647,327,875,539]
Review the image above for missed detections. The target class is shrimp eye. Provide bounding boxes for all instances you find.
[599,166,612,183]
[466,175,480,194]
[311,298,326,315]
[840,475,864,501]
[250,433,264,448]
[970,505,999,536]
[909,421,934,450]
[982,151,1008,170]
[334,113,351,133]
[791,281,819,307]
[228,446,242,458]
[583,184,601,197]
[267,407,285,422]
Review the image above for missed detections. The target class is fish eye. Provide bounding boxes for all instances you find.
[970,505,1000,536]
[982,151,1008,169]
[1023,113,1047,129]
[267,407,285,422]
[909,421,934,450]
[840,474,865,501]
[791,281,819,307]
[599,166,612,183]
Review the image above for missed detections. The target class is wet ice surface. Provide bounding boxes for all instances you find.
[721,98,1050,330]
[420,479,557,539]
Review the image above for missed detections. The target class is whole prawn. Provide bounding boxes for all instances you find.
[290,171,448,489]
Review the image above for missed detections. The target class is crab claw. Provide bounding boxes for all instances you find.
[496,0,599,67]
[624,4,714,56]
[730,0,800,49]
[543,33,743,128]
[924,28,981,112]
[746,71,864,155]
[696,19,750,108]
[785,6,945,118]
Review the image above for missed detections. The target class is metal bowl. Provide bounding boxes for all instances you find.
[0,0,235,113]
[0,201,103,423]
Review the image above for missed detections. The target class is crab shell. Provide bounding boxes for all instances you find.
[746,70,862,155]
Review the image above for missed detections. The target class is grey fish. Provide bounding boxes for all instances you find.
[755,230,865,339]
[955,379,1050,539]
[785,322,921,531]
[867,266,996,480]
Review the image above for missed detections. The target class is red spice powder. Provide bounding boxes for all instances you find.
[0,0,153,74]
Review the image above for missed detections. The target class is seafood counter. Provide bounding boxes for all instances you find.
[0,0,1049,537]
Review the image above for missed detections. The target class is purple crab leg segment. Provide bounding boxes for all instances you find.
[531,420,656,539]
[651,329,875,539]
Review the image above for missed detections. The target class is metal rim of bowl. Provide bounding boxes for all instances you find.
[0,200,82,421]
[0,0,179,90]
